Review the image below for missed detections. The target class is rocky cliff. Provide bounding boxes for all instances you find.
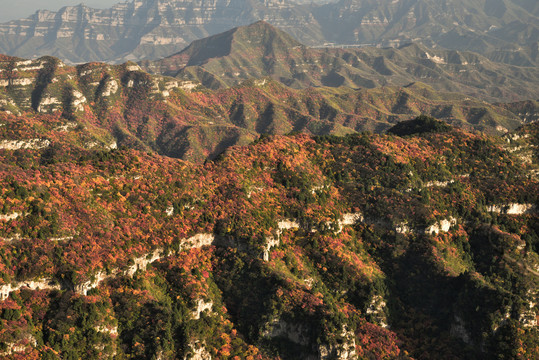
[0,0,537,66]
[0,0,320,64]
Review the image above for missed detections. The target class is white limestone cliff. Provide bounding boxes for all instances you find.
[0,139,50,150]
[365,294,388,328]
[184,341,212,360]
[425,217,457,235]
[192,299,214,320]
[487,203,535,215]
[0,278,61,300]
[318,326,358,360]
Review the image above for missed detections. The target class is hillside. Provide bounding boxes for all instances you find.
[497,99,539,124]
[142,22,539,103]
[0,54,534,163]
[0,3,537,358]
[0,0,536,66]
[0,115,537,358]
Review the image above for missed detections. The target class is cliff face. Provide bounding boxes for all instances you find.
[0,0,320,64]
[0,0,537,65]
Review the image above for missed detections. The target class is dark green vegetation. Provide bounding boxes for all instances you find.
[387,115,452,136]
[0,112,537,358]
[142,21,539,103]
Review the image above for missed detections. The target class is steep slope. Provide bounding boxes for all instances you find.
[142,22,539,102]
[145,20,305,83]
[0,118,537,358]
[0,54,533,163]
[502,120,539,179]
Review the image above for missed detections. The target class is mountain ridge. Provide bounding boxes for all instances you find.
[142,21,539,103]
[0,53,536,163]
[0,0,537,66]
[0,2,537,358]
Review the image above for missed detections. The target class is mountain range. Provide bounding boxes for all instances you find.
[0,2,537,358]
[142,21,539,102]
[0,0,537,65]
[0,52,536,163]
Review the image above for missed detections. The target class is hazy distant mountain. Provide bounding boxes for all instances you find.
[0,0,537,65]
[313,0,539,66]
[0,0,323,64]
[142,21,539,103]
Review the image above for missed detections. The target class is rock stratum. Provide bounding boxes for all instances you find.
[0,0,319,64]
[0,0,537,66]
[0,114,537,358]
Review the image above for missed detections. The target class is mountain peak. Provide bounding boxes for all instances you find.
[188,20,302,64]
[150,21,304,76]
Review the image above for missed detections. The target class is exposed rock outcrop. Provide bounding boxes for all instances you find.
[263,236,280,262]
[184,341,212,360]
[0,139,50,150]
[74,271,112,296]
[124,249,163,278]
[395,222,411,234]
[191,299,213,320]
[318,326,358,360]
[262,318,311,346]
[95,324,119,336]
[334,212,364,233]
[261,219,301,261]
[180,233,215,251]
[277,219,300,231]
[0,278,61,300]
[519,290,538,328]
[487,203,536,215]
[425,217,457,235]
[365,295,388,328]
[0,334,37,356]
[424,179,455,187]
[0,212,22,221]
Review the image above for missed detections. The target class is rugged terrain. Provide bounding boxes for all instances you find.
[142,21,539,102]
[0,12,537,357]
[0,114,537,358]
[0,0,537,65]
[0,53,536,163]
[313,0,539,66]
[0,0,320,64]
